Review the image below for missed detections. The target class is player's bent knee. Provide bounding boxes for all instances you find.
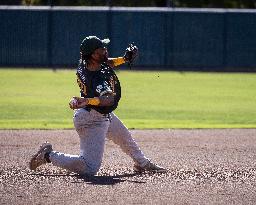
[75,157,99,176]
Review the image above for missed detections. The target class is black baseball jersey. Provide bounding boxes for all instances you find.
[76,62,121,114]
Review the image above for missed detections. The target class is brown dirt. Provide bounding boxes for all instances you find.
[1,129,256,205]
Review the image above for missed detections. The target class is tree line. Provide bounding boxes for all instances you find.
[1,0,256,8]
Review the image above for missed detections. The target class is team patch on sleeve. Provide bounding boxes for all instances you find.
[95,81,113,96]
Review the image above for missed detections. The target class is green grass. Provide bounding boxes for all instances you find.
[0,69,255,129]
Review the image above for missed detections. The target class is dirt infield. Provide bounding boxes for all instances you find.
[1,129,256,205]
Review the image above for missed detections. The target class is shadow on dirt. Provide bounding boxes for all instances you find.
[30,172,148,185]
[77,172,146,185]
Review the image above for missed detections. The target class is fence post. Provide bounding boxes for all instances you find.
[47,1,54,70]
[222,11,227,70]
[106,5,113,54]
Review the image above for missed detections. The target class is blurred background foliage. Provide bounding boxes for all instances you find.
[1,0,256,8]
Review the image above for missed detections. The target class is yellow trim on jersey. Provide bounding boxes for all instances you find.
[76,74,87,96]
[87,97,100,106]
[112,57,125,67]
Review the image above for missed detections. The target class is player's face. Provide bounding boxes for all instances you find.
[93,47,108,63]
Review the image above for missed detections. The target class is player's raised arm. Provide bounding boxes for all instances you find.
[107,43,138,69]
[107,57,126,68]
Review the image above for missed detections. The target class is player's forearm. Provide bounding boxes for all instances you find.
[69,96,114,109]
[82,96,114,106]
[97,95,115,106]
[107,57,126,68]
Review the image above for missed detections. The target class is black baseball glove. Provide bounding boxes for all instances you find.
[123,43,138,69]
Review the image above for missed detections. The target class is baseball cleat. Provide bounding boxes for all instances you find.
[29,142,53,170]
[133,161,167,173]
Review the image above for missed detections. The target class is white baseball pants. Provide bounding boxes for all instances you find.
[49,108,149,175]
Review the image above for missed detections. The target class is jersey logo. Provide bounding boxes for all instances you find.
[96,82,112,95]
[96,85,103,93]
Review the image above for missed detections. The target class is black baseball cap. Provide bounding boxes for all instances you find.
[80,36,110,55]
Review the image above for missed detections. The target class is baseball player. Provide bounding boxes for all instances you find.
[29,36,166,175]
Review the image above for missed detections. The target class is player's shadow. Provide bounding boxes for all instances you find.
[30,172,147,185]
[75,172,146,185]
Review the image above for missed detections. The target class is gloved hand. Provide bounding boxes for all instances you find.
[123,43,138,65]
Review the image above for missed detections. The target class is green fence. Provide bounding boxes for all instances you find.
[0,6,256,71]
